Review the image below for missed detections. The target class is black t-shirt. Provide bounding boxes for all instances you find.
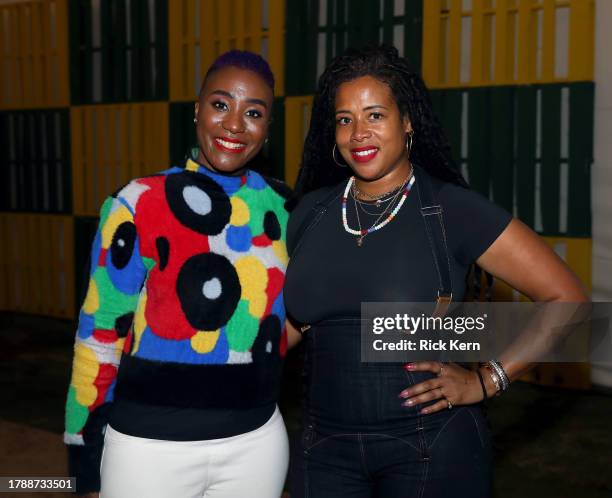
[284,173,513,324]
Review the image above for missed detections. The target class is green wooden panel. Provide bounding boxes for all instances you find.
[0,114,8,211]
[285,0,424,95]
[169,102,198,167]
[467,88,490,195]
[568,83,593,237]
[347,0,379,47]
[0,109,71,214]
[540,85,562,234]
[69,0,168,104]
[430,88,463,165]
[490,87,514,212]
[265,97,286,181]
[285,0,319,96]
[415,83,591,237]
[515,85,537,228]
[154,0,169,100]
[405,0,423,72]
[69,0,93,103]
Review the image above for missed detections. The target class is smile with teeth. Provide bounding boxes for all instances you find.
[214,137,247,152]
[351,146,379,163]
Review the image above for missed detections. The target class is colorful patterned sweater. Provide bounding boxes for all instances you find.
[64,157,290,492]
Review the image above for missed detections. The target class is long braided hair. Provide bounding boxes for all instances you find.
[296,45,468,195]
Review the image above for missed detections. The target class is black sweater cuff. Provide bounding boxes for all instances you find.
[67,443,103,494]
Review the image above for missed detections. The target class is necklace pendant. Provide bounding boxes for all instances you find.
[356,236,363,247]
[375,200,381,207]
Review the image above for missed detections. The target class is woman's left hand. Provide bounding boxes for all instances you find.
[399,362,483,414]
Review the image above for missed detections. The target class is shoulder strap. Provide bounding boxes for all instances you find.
[289,184,344,258]
[413,165,453,317]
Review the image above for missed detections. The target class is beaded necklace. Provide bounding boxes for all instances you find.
[342,173,416,246]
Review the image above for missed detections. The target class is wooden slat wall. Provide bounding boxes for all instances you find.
[169,0,285,100]
[0,0,69,109]
[423,0,595,88]
[71,103,169,216]
[0,213,74,318]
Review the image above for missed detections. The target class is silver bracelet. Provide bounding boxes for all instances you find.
[483,363,501,394]
[488,360,510,391]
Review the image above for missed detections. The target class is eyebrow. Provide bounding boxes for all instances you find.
[335,104,388,115]
[210,90,269,109]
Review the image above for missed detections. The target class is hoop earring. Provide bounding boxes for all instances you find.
[193,117,197,124]
[332,144,347,167]
[406,130,414,158]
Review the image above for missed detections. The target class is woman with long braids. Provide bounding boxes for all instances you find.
[283,45,587,497]
[64,50,291,498]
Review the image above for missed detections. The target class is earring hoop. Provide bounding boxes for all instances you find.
[193,117,197,124]
[332,144,347,167]
[406,130,414,158]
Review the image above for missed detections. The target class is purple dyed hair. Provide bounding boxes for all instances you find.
[200,50,275,95]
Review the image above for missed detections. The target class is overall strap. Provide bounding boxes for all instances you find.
[289,184,344,258]
[413,165,453,317]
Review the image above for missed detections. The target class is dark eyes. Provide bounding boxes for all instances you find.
[245,109,263,119]
[336,112,384,125]
[211,100,263,119]
[212,101,228,111]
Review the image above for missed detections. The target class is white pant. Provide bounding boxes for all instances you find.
[100,406,289,498]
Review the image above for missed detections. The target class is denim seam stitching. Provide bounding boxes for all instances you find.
[357,433,372,479]
[467,407,486,448]
[427,407,467,450]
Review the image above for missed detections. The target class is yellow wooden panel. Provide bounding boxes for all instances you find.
[469,0,484,85]
[71,103,169,216]
[169,0,285,101]
[284,96,313,189]
[568,0,594,81]
[423,0,593,88]
[0,0,69,109]
[541,0,556,81]
[0,214,74,318]
[268,0,285,96]
[494,0,514,81]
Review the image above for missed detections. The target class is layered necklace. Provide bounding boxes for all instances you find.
[342,169,415,247]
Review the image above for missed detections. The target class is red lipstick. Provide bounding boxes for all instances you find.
[213,137,247,154]
[350,146,379,163]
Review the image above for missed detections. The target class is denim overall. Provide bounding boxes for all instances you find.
[290,167,492,498]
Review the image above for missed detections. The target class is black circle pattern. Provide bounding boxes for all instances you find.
[156,236,170,271]
[110,222,137,270]
[176,253,241,331]
[165,172,231,236]
[252,315,282,362]
[263,211,281,241]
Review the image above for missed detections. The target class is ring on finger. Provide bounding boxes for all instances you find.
[447,399,453,410]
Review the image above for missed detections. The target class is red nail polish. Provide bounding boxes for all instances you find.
[404,363,414,370]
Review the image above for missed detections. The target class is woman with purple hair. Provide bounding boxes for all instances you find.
[65,50,292,497]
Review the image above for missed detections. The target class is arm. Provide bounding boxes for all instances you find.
[286,318,303,349]
[64,195,148,494]
[401,219,589,412]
